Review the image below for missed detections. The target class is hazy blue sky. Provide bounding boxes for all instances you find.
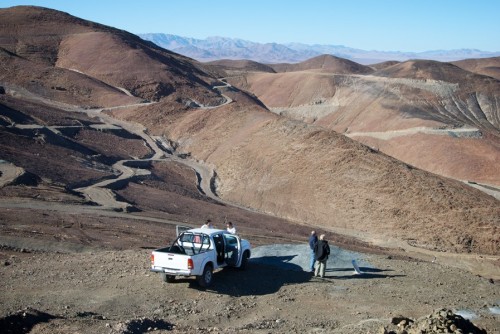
[2,0,500,52]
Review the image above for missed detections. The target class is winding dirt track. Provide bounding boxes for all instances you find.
[74,122,249,210]
[2,81,230,211]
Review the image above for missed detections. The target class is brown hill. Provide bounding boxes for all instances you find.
[270,54,374,74]
[373,59,485,83]
[224,59,500,188]
[370,60,401,71]
[224,71,339,108]
[0,46,140,108]
[370,59,500,131]
[0,6,221,105]
[130,100,499,256]
[0,6,499,260]
[452,56,500,80]
[205,59,276,73]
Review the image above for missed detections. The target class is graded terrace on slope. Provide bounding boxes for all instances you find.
[221,57,500,189]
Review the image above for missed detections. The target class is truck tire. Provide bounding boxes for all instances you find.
[239,250,250,270]
[197,264,213,287]
[161,273,175,283]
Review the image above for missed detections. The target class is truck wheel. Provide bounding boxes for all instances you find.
[239,250,250,270]
[161,273,175,283]
[197,264,213,287]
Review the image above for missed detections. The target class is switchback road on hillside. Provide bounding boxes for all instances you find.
[1,80,234,211]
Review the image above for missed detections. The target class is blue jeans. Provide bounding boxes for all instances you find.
[309,249,315,271]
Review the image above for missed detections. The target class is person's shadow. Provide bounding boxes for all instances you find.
[326,266,405,280]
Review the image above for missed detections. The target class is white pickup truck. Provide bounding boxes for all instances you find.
[150,226,251,287]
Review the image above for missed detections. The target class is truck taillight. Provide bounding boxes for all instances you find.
[187,258,194,269]
[151,254,154,265]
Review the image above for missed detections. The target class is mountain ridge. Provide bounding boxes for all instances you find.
[140,33,500,65]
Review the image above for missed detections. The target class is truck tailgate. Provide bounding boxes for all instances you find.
[152,249,190,273]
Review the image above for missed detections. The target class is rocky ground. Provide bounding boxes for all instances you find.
[0,209,499,334]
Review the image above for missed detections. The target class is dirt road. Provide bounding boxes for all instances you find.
[1,241,498,333]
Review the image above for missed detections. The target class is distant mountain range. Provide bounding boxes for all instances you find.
[139,33,500,64]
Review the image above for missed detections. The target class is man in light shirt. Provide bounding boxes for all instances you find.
[226,221,236,234]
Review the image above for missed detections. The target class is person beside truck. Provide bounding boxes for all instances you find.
[314,234,330,278]
[151,226,251,287]
[226,221,236,234]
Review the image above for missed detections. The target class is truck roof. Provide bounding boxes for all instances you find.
[184,228,227,235]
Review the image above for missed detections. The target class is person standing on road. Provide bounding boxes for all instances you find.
[314,234,330,278]
[308,230,318,272]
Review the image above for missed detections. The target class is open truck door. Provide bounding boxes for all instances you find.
[223,233,242,267]
[176,225,192,237]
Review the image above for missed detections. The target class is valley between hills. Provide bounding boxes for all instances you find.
[0,5,499,334]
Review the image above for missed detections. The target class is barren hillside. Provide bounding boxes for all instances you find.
[453,56,500,80]
[126,101,499,256]
[270,54,374,74]
[0,6,221,106]
[224,60,500,188]
[205,59,276,73]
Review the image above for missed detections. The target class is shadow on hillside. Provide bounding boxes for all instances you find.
[190,255,311,296]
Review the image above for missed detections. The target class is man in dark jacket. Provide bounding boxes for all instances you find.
[314,234,330,278]
[308,231,318,272]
